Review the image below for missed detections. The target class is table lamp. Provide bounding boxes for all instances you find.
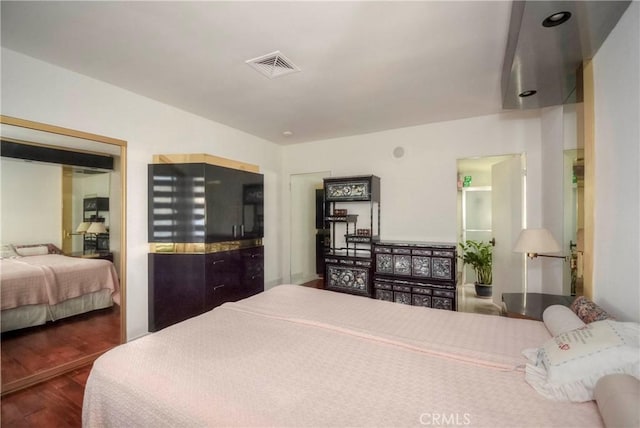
[513,228,566,260]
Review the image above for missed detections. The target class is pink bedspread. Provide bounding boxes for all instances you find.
[83,285,601,427]
[1,254,120,310]
[0,258,53,309]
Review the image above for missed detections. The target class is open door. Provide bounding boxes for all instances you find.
[290,171,331,284]
[491,155,525,307]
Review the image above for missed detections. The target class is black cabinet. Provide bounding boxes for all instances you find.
[373,241,458,311]
[148,246,264,332]
[148,159,265,332]
[83,197,109,252]
[148,163,264,243]
[323,175,380,297]
[148,253,206,331]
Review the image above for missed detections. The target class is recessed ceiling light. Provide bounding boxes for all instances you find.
[542,11,571,27]
[282,131,293,137]
[519,90,537,97]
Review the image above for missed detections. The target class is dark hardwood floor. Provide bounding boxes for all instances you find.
[300,278,324,289]
[1,306,120,428]
[1,364,91,427]
[2,306,120,387]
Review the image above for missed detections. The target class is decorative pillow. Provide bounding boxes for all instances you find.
[570,296,613,323]
[13,243,63,256]
[523,320,640,402]
[542,305,586,336]
[0,244,20,259]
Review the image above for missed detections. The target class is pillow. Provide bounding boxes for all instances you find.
[571,296,613,323]
[14,245,49,256]
[594,374,640,428]
[543,305,586,336]
[523,320,640,402]
[13,243,63,256]
[0,244,19,259]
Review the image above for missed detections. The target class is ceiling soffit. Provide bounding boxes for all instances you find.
[502,1,631,110]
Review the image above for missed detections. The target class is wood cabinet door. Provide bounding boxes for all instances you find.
[239,246,264,299]
[148,253,205,331]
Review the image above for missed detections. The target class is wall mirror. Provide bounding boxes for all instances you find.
[564,148,584,296]
[0,116,126,395]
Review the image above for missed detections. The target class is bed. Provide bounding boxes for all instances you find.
[81,284,640,427]
[1,253,120,332]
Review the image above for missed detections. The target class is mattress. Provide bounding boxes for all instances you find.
[83,284,602,427]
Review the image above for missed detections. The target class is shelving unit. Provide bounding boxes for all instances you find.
[323,175,380,297]
[83,197,109,253]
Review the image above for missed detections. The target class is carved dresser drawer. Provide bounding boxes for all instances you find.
[372,241,457,311]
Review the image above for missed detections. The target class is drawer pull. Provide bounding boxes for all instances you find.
[211,260,225,265]
[213,284,226,290]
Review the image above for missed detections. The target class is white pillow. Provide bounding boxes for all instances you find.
[0,244,19,259]
[543,305,586,336]
[14,245,49,256]
[523,320,640,402]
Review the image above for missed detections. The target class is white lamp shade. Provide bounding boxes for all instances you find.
[513,228,561,254]
[76,222,92,233]
[86,222,107,234]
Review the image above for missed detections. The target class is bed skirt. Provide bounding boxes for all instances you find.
[1,289,113,333]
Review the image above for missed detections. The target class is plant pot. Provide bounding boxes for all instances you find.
[474,283,492,299]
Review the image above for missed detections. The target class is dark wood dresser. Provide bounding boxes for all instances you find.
[372,241,458,311]
[148,245,263,331]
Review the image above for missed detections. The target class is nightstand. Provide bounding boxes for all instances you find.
[502,293,575,321]
[68,251,114,263]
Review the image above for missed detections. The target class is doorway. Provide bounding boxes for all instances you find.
[290,171,331,285]
[456,154,525,314]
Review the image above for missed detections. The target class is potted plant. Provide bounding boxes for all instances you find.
[458,239,493,298]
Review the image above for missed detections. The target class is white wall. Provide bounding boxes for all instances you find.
[1,48,284,340]
[0,158,62,246]
[282,110,544,286]
[592,2,639,322]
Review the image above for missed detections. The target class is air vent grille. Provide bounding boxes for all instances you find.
[246,51,300,79]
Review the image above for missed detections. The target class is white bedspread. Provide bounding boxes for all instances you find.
[83,285,602,427]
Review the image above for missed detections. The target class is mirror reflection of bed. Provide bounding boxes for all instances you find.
[0,116,127,394]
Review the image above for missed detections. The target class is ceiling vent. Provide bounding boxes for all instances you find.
[245,51,300,79]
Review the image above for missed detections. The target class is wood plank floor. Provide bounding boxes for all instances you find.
[2,306,120,388]
[1,306,120,428]
[1,364,91,428]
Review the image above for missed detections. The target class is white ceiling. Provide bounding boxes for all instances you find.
[1,1,513,145]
